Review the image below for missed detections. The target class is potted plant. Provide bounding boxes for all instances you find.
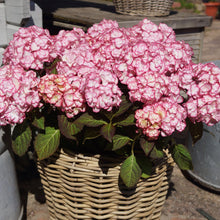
[203,0,220,18]
[0,18,219,219]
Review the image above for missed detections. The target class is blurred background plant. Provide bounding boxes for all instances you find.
[173,0,207,13]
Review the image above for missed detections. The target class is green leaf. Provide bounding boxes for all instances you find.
[34,127,61,160]
[102,110,114,120]
[100,123,115,142]
[58,114,83,140]
[114,114,135,126]
[150,147,164,159]
[51,67,58,75]
[188,120,203,145]
[172,144,193,170]
[32,116,45,130]
[136,156,152,179]
[83,127,101,144]
[140,138,155,156]
[12,121,32,156]
[112,95,132,119]
[77,112,107,127]
[112,135,133,151]
[120,154,142,188]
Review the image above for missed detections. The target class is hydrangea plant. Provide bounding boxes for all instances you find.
[1,19,220,188]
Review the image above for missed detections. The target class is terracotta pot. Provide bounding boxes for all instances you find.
[204,2,220,19]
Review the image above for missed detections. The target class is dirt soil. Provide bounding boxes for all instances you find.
[17,19,220,220]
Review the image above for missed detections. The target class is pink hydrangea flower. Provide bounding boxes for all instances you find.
[38,74,85,117]
[53,28,85,56]
[3,26,56,70]
[56,42,94,84]
[135,98,187,140]
[84,69,122,112]
[128,18,176,44]
[114,24,192,86]
[0,65,40,125]
[86,19,129,71]
[86,19,119,38]
[127,71,181,104]
[179,63,220,125]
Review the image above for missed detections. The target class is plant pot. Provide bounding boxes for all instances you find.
[0,130,23,220]
[37,148,174,220]
[113,0,174,16]
[186,122,220,192]
[204,2,220,19]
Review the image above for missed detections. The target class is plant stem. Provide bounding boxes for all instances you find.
[131,133,141,154]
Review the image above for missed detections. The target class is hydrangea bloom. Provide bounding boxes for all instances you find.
[38,74,86,117]
[127,71,182,104]
[84,69,122,112]
[56,42,94,84]
[0,65,40,125]
[86,19,129,71]
[53,28,85,56]
[135,98,187,139]
[3,26,56,70]
[113,20,193,89]
[56,28,123,113]
[179,63,220,125]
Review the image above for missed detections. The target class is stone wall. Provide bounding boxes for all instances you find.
[0,0,42,64]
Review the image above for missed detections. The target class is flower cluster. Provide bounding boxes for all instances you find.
[3,26,56,70]
[53,28,85,56]
[135,98,187,140]
[38,74,85,118]
[0,18,220,141]
[0,65,40,125]
[179,62,220,126]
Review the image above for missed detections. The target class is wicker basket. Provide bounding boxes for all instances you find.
[113,0,174,16]
[37,148,174,220]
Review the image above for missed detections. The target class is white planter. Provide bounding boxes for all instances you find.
[0,130,23,220]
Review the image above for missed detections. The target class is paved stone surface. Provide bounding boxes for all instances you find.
[18,18,220,220]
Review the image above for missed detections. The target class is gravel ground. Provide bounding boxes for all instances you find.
[17,19,220,220]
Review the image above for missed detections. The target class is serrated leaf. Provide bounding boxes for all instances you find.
[100,123,115,142]
[78,112,107,127]
[172,144,193,170]
[58,114,83,140]
[120,154,142,188]
[32,116,45,130]
[34,127,60,160]
[112,95,132,119]
[112,135,133,151]
[188,120,203,145]
[83,127,101,144]
[12,121,32,156]
[114,114,135,126]
[136,156,152,179]
[140,138,155,156]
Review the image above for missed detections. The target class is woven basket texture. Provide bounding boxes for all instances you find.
[113,0,174,16]
[37,148,174,220]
